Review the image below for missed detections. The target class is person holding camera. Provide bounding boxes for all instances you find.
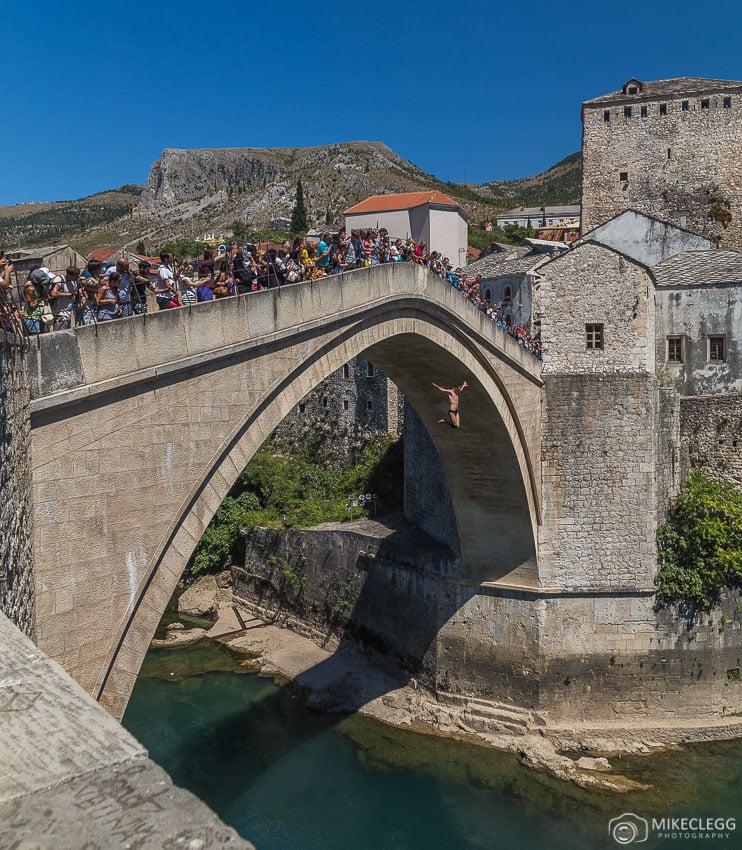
[49,266,79,330]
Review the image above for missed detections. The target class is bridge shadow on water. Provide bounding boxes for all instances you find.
[157,518,482,813]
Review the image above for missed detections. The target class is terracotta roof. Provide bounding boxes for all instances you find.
[88,248,119,263]
[584,77,742,107]
[651,250,742,288]
[345,191,461,215]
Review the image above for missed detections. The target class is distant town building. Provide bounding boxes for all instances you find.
[269,217,292,232]
[581,76,742,248]
[345,191,468,269]
[496,205,580,229]
[464,243,547,331]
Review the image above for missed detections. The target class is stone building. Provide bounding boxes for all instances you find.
[271,356,401,465]
[581,76,742,248]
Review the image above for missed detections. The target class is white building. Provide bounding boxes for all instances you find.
[345,191,468,268]
[496,205,580,229]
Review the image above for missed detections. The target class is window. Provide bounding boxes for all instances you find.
[484,288,491,302]
[709,335,726,362]
[701,99,710,110]
[667,336,683,363]
[504,286,512,303]
[322,397,328,408]
[343,399,349,411]
[619,171,629,183]
[366,362,374,377]
[367,400,373,411]
[659,103,667,116]
[624,106,632,118]
[641,105,648,117]
[724,97,732,108]
[667,148,672,160]
[682,100,689,111]
[603,110,611,122]
[298,403,306,413]
[343,363,350,378]
[586,324,604,350]
[627,85,638,95]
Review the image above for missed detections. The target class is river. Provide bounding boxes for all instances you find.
[123,639,742,850]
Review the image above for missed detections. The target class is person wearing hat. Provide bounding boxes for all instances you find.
[49,266,79,330]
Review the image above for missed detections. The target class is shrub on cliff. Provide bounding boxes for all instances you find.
[656,472,742,610]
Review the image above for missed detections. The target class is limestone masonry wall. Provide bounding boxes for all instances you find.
[582,85,742,248]
[0,334,34,637]
[680,392,742,489]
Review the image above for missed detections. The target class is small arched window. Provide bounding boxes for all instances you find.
[504,286,512,303]
[484,288,491,302]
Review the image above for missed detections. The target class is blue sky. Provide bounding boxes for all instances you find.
[2,0,741,205]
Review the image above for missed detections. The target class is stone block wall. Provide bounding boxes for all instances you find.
[0,334,34,636]
[680,392,742,489]
[539,242,654,375]
[582,86,742,248]
[540,373,658,590]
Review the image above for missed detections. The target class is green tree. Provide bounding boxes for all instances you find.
[290,179,308,234]
[656,472,742,610]
[136,239,146,254]
[231,221,251,242]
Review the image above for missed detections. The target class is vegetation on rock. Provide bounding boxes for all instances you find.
[656,472,742,610]
[189,437,403,575]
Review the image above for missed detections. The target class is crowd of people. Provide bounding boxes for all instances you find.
[0,229,542,359]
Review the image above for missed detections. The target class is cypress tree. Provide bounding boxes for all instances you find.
[290,179,308,234]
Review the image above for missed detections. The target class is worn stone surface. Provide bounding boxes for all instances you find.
[0,333,34,637]
[0,612,254,850]
[581,78,742,249]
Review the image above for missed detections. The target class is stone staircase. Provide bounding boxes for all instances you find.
[435,691,547,736]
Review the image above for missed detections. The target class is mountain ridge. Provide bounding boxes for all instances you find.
[0,145,581,254]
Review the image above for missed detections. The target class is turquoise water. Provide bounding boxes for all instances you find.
[123,641,742,850]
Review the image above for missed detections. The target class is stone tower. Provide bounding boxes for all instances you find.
[581,76,742,248]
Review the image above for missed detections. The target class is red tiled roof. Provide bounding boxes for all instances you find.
[345,191,461,215]
[88,248,118,262]
[467,246,481,262]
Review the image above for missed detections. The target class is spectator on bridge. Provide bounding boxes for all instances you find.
[131,261,152,314]
[49,266,79,330]
[155,252,178,309]
[96,273,119,321]
[23,268,51,334]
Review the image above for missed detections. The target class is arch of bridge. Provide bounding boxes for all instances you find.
[28,264,543,717]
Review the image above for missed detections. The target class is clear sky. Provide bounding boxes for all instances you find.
[2,0,741,206]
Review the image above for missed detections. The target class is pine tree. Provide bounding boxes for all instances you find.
[136,239,145,254]
[290,179,308,234]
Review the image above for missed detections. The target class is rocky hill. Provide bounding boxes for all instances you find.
[0,144,582,254]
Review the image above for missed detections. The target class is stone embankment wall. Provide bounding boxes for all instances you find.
[234,521,742,721]
[680,392,742,489]
[233,520,462,682]
[0,334,34,637]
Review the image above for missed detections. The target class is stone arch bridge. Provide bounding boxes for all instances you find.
[28,263,544,717]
